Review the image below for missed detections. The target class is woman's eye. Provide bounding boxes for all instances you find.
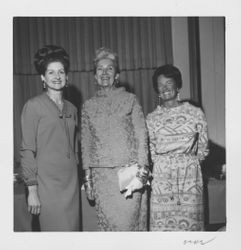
[158,84,164,89]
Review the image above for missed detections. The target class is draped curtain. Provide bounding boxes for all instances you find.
[13,17,173,163]
[188,17,202,107]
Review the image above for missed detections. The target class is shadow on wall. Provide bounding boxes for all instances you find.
[202,140,226,180]
[64,85,83,111]
[64,85,85,230]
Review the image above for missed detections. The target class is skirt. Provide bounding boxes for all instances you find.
[91,167,147,231]
[150,155,204,231]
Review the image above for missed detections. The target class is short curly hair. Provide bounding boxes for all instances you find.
[34,45,70,75]
[93,47,120,74]
[152,64,182,93]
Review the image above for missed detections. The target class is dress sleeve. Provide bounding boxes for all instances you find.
[146,114,157,163]
[196,108,209,161]
[131,96,148,167]
[20,100,39,186]
[80,103,91,170]
[74,109,80,165]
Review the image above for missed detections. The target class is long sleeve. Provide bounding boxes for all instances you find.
[146,115,157,163]
[131,96,148,167]
[20,100,39,185]
[196,108,209,161]
[80,103,91,170]
[74,110,80,165]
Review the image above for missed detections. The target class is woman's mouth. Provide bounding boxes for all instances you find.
[162,91,171,95]
[101,77,110,81]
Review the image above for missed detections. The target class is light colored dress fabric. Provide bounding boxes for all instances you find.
[146,102,209,231]
[20,92,79,231]
[91,167,147,231]
[81,87,148,231]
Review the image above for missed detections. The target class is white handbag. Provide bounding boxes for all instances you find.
[117,162,144,198]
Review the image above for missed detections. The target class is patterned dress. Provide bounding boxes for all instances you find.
[146,102,209,231]
[81,87,148,231]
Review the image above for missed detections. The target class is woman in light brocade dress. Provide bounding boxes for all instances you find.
[81,47,149,231]
[146,65,209,231]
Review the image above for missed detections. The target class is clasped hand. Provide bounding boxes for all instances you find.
[83,170,95,201]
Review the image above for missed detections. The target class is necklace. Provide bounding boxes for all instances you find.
[46,92,64,111]
[163,101,181,109]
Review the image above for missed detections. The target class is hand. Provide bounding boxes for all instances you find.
[139,165,149,177]
[83,170,95,201]
[84,181,95,201]
[136,165,151,184]
[27,185,41,215]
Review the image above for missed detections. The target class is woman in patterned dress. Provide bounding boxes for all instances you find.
[146,64,209,231]
[81,47,149,231]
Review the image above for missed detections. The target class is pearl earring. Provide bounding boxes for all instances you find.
[65,79,69,88]
[177,92,181,102]
[114,77,119,85]
[42,80,46,89]
[158,95,162,106]
[177,90,181,102]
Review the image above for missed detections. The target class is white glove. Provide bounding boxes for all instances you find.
[124,177,143,198]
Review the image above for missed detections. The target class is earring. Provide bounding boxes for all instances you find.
[177,91,181,102]
[42,80,46,89]
[94,78,98,85]
[114,77,119,86]
[65,79,69,88]
[158,95,162,106]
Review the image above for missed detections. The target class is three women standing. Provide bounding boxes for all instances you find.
[146,65,209,231]
[81,47,149,231]
[20,45,208,232]
[20,45,79,231]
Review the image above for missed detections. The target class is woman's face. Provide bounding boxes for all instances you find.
[41,61,67,91]
[157,74,178,102]
[95,58,118,90]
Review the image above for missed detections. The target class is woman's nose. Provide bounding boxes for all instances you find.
[102,68,108,74]
[159,86,166,92]
[55,72,61,79]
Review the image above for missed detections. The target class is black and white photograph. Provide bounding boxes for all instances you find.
[13,16,226,233]
[1,0,241,249]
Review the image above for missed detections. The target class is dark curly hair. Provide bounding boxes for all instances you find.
[152,64,182,93]
[34,45,70,75]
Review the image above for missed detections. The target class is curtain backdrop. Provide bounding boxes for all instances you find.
[13,17,173,163]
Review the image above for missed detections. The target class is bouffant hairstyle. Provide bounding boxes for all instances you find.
[93,47,120,74]
[34,45,70,75]
[152,64,182,93]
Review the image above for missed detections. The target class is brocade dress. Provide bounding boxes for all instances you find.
[81,87,148,231]
[20,92,79,231]
[146,102,209,231]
